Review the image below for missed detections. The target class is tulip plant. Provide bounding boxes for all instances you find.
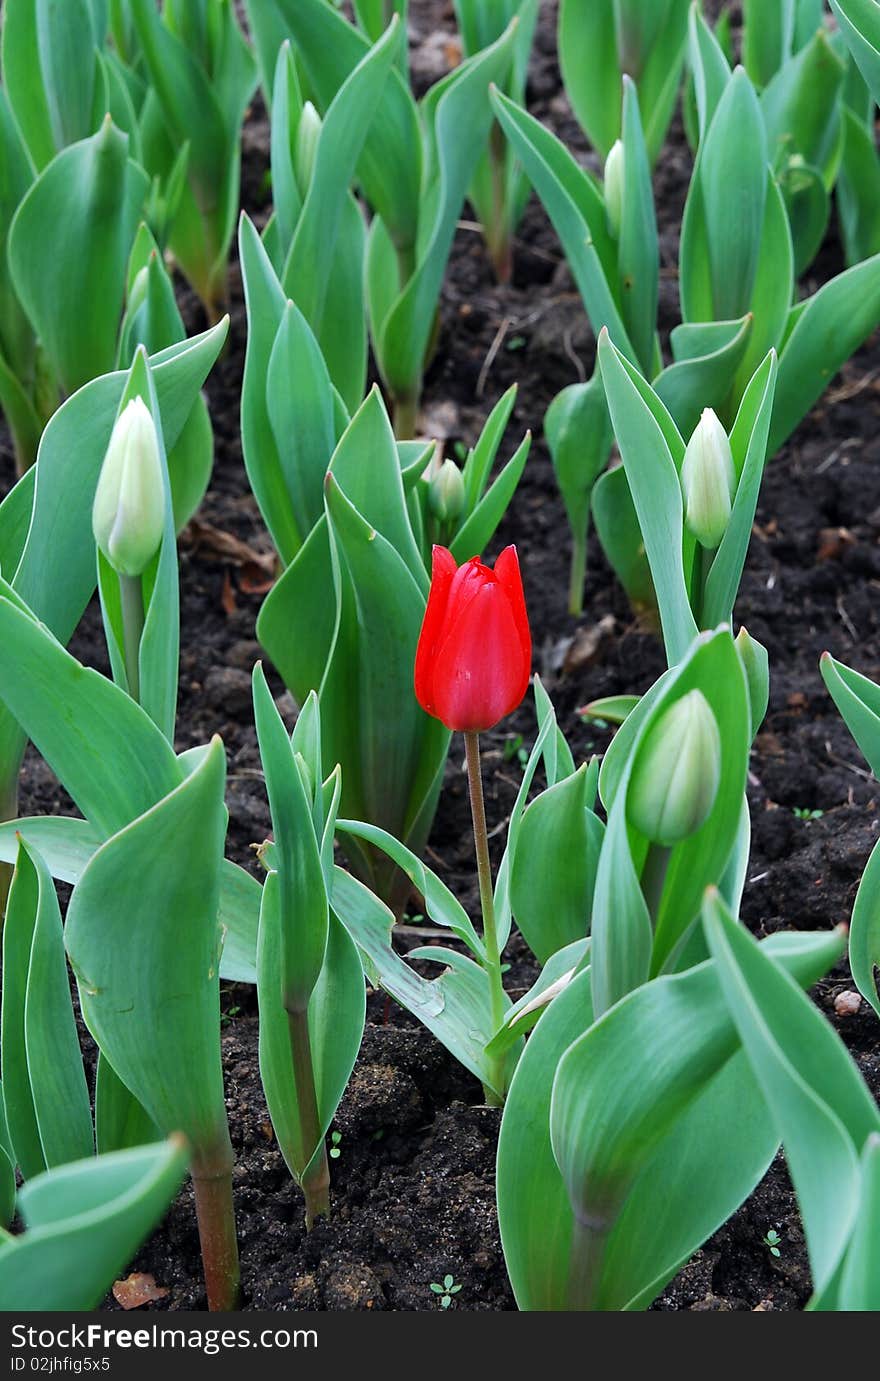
[253,670,365,1227]
[122,0,258,319]
[0,586,243,1310]
[595,328,777,668]
[492,42,880,614]
[240,214,530,906]
[0,1139,187,1310]
[0,0,879,1320]
[260,0,518,435]
[558,0,691,165]
[492,627,880,1310]
[452,0,540,282]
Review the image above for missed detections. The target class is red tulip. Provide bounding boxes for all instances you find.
[414,545,531,732]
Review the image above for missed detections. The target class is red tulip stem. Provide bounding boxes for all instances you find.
[464,731,507,1107]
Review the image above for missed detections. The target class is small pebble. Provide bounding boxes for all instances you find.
[834,990,862,1017]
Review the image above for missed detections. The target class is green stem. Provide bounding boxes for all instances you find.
[287,1006,331,1228]
[191,1139,240,1312]
[568,532,588,616]
[119,573,145,704]
[567,1212,610,1310]
[487,122,513,285]
[641,843,672,925]
[393,392,419,441]
[695,543,715,628]
[464,731,507,1106]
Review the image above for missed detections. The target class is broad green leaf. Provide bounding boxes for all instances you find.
[703,890,880,1299]
[597,329,697,665]
[701,350,777,628]
[323,475,429,841]
[0,1140,13,1229]
[0,815,261,989]
[545,374,613,573]
[258,884,364,1179]
[2,0,102,169]
[0,817,102,883]
[65,738,231,1161]
[510,765,603,964]
[8,119,148,394]
[687,2,731,142]
[94,1055,158,1157]
[837,1135,880,1309]
[559,0,689,164]
[771,252,880,452]
[270,0,422,251]
[590,628,750,1012]
[2,844,47,1180]
[330,867,517,1101]
[821,652,880,778]
[558,0,622,160]
[0,593,182,838]
[257,516,336,698]
[492,88,633,360]
[691,69,768,321]
[0,1140,187,1310]
[731,175,793,402]
[130,0,256,309]
[837,107,880,266]
[283,18,397,408]
[653,315,753,438]
[743,0,794,87]
[239,213,306,564]
[460,383,517,511]
[591,465,656,615]
[378,25,517,404]
[486,939,590,1059]
[830,0,880,106]
[21,841,93,1168]
[253,664,328,1006]
[8,318,227,649]
[498,926,844,1310]
[762,31,845,186]
[617,77,658,376]
[448,433,531,564]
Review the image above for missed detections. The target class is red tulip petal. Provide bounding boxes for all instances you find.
[414,546,457,715]
[493,545,531,677]
[431,581,531,731]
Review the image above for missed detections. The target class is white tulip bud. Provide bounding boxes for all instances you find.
[680,408,735,549]
[604,139,625,238]
[294,102,322,197]
[92,397,164,577]
[627,689,722,845]
[428,459,465,524]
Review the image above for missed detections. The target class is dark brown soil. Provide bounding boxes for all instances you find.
[1,0,878,1312]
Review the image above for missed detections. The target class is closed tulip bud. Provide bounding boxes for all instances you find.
[92,397,164,577]
[735,626,769,737]
[295,102,321,197]
[604,139,625,238]
[627,689,721,845]
[428,459,465,524]
[414,545,531,733]
[680,408,736,549]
